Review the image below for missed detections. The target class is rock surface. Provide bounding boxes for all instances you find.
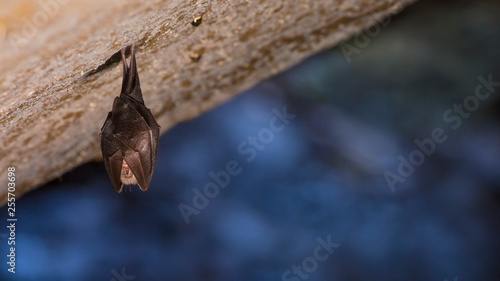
[0,0,415,204]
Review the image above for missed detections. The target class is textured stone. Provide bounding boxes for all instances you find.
[0,0,416,204]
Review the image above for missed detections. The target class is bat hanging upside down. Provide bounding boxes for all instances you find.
[100,43,160,193]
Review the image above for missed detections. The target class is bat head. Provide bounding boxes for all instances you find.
[120,160,138,186]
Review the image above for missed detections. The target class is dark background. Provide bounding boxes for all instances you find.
[1,1,500,280]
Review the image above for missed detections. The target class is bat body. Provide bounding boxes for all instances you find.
[100,44,160,193]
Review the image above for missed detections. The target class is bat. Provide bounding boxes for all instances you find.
[100,43,160,193]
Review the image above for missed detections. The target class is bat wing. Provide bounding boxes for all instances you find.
[100,108,125,193]
[110,96,154,191]
[122,95,160,167]
[107,151,125,193]
[100,112,112,132]
[115,130,153,191]
[119,44,160,189]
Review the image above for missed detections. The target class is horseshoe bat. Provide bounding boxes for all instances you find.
[100,44,160,193]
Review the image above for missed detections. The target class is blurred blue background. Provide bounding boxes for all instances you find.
[2,1,500,280]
